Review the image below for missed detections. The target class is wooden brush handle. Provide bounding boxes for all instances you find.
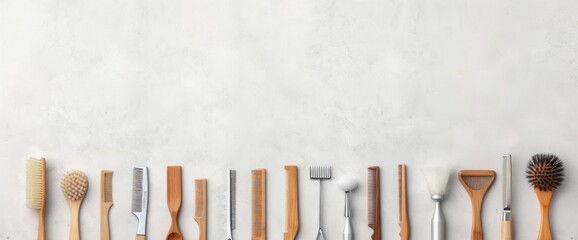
[135,235,146,240]
[470,193,484,240]
[101,203,112,240]
[501,220,512,240]
[536,190,554,240]
[399,165,410,240]
[69,201,81,240]
[39,207,46,240]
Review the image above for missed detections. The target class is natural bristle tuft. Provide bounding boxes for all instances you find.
[421,167,451,196]
[60,170,88,201]
[26,158,46,209]
[526,153,564,192]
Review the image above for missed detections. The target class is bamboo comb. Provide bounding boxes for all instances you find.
[399,164,410,240]
[284,166,299,240]
[195,178,207,240]
[26,157,46,240]
[368,166,381,240]
[252,169,266,240]
[101,170,113,240]
[458,170,496,240]
[166,166,183,240]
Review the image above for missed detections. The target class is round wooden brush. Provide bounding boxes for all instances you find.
[526,153,564,240]
[61,170,88,240]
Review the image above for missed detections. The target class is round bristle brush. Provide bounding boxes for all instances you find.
[26,158,46,240]
[61,170,88,240]
[526,153,564,240]
[422,167,451,240]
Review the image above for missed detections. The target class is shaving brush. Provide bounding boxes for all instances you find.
[526,153,564,240]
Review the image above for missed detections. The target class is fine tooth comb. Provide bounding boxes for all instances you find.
[310,166,331,240]
[26,157,46,240]
[227,170,236,240]
[101,170,113,240]
[166,166,183,240]
[399,164,410,240]
[60,170,89,240]
[526,153,564,240]
[368,166,381,240]
[252,169,267,240]
[132,167,148,240]
[284,166,299,240]
[195,178,207,240]
[458,170,496,240]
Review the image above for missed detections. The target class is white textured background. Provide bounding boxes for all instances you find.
[1,0,578,239]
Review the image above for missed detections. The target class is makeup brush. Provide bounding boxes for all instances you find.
[26,157,46,240]
[422,167,451,240]
[526,154,564,240]
[338,177,358,240]
[61,170,89,240]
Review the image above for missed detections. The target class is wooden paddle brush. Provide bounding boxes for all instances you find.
[526,154,564,240]
[459,170,496,240]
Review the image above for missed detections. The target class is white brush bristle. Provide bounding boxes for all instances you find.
[26,158,45,209]
[422,167,451,196]
[338,177,358,192]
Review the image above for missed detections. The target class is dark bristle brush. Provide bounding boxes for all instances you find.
[526,153,564,240]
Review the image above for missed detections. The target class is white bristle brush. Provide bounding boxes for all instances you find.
[26,157,46,240]
[422,167,451,240]
[338,177,358,240]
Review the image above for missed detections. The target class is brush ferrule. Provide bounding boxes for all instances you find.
[502,209,512,221]
[344,192,351,217]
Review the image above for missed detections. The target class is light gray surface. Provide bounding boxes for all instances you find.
[1,0,578,239]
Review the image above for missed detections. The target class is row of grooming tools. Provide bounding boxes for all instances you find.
[25,153,564,240]
[423,153,564,240]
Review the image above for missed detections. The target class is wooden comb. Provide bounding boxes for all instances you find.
[252,169,266,240]
[195,178,207,240]
[399,164,409,240]
[284,166,299,240]
[368,166,381,240]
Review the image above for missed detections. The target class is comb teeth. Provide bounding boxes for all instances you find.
[368,166,380,225]
[252,169,266,239]
[132,167,144,212]
[309,166,331,179]
[195,179,207,218]
[26,158,46,209]
[229,170,237,230]
[102,170,113,203]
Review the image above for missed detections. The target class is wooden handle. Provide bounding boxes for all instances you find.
[501,220,512,240]
[69,201,81,240]
[399,164,410,240]
[370,226,381,240]
[38,207,46,240]
[166,166,183,237]
[135,235,146,240]
[536,189,554,240]
[470,193,483,240]
[284,166,299,240]
[101,203,112,240]
[195,217,206,240]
